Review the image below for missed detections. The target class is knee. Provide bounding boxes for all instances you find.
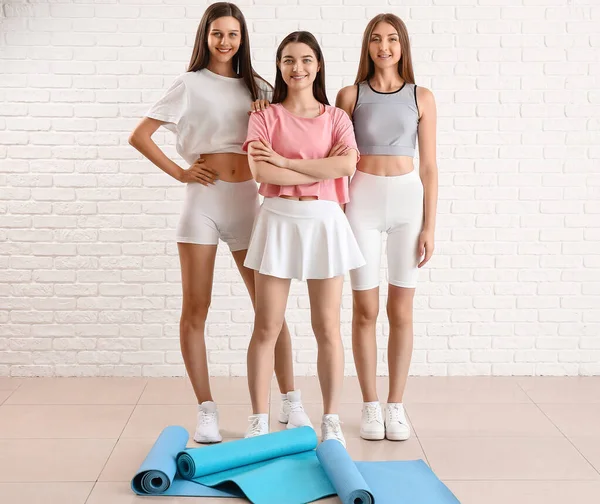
[253,319,283,344]
[312,319,341,345]
[352,299,378,327]
[180,297,211,333]
[387,299,413,327]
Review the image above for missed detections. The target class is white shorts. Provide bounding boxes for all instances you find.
[345,170,424,290]
[244,197,365,280]
[176,179,259,252]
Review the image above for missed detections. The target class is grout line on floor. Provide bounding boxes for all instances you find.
[518,378,600,478]
[89,401,140,500]
[135,380,150,405]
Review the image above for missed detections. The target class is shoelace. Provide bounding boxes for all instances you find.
[365,405,382,424]
[289,401,305,414]
[199,409,217,425]
[247,416,266,436]
[387,404,405,424]
[323,417,342,436]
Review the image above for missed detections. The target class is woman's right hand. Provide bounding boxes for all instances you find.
[178,157,219,185]
[327,142,349,158]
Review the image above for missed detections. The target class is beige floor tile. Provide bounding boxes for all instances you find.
[404,376,531,404]
[0,378,22,391]
[99,437,234,482]
[122,404,251,439]
[0,482,94,504]
[447,480,600,504]
[570,437,600,473]
[139,377,252,405]
[538,403,600,437]
[345,436,426,461]
[518,377,600,404]
[420,437,599,481]
[0,439,115,482]
[408,403,562,438]
[0,391,12,405]
[0,405,133,439]
[87,482,249,504]
[5,378,147,405]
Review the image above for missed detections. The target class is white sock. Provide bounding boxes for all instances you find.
[323,414,339,421]
[250,413,268,421]
[364,401,380,407]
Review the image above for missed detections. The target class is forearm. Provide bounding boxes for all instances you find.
[129,133,184,181]
[251,160,320,186]
[286,153,355,179]
[420,165,438,230]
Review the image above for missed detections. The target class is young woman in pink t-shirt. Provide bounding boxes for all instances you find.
[242,31,365,446]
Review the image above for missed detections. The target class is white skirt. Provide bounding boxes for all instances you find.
[244,197,366,280]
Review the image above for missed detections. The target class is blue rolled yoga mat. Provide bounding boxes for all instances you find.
[132,425,460,504]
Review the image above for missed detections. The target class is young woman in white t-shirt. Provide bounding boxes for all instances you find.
[129,2,310,443]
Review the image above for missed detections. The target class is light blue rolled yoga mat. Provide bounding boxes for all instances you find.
[133,425,460,504]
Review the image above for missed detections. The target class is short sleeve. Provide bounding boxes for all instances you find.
[333,108,360,162]
[145,76,188,134]
[255,77,274,102]
[242,111,270,152]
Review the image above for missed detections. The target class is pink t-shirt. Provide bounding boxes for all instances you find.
[242,103,359,204]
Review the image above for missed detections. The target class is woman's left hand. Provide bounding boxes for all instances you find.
[248,138,289,168]
[417,228,435,268]
[248,99,270,115]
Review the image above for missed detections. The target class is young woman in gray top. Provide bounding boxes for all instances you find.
[336,13,439,441]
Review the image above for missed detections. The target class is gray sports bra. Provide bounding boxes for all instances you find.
[352,80,419,157]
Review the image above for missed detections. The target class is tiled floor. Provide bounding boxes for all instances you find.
[0,376,599,503]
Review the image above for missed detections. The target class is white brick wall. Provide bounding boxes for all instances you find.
[1,0,599,377]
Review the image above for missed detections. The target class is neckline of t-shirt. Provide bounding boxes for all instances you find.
[200,68,244,83]
[275,102,329,120]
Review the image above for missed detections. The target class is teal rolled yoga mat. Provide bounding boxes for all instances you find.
[176,424,318,478]
[133,425,460,504]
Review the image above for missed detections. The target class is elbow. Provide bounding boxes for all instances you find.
[420,162,438,177]
[249,161,264,183]
[128,131,140,149]
[341,152,358,176]
[342,162,355,177]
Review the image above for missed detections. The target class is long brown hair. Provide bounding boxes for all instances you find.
[354,13,415,85]
[272,31,329,105]
[187,2,270,101]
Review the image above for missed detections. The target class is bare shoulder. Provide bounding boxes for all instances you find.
[416,85,435,107]
[335,85,358,117]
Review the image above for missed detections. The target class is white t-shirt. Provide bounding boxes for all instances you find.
[146,68,272,164]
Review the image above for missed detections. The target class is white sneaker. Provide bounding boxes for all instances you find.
[385,403,411,441]
[245,414,269,438]
[360,402,385,441]
[321,414,346,448]
[193,401,222,444]
[279,390,313,429]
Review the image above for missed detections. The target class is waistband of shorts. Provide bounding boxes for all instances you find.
[187,178,257,192]
[352,169,419,184]
[262,197,341,218]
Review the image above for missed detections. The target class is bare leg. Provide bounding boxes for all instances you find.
[246,272,291,414]
[351,288,380,403]
[177,243,218,404]
[232,249,295,394]
[307,276,344,414]
[387,285,416,403]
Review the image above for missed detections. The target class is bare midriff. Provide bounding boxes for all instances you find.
[279,195,318,201]
[356,154,415,177]
[202,153,253,183]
